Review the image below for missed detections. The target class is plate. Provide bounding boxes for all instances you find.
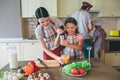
[62,69,87,77]
[62,60,90,77]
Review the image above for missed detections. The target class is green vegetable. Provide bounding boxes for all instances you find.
[63,60,91,74]
[18,68,23,73]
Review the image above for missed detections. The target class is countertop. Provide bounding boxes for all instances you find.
[0,37,120,43]
[106,37,120,40]
[1,59,120,80]
[0,38,39,43]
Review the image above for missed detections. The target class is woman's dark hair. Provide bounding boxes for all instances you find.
[35,7,49,26]
[64,17,79,33]
[35,7,49,19]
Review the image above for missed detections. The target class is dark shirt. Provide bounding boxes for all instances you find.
[93,27,107,50]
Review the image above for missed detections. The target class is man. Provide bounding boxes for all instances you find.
[72,2,93,59]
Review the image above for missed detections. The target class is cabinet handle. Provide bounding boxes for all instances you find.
[6,43,9,45]
[32,43,34,45]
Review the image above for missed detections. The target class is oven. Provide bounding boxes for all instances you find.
[105,40,120,53]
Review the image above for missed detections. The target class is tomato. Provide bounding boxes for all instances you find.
[28,61,36,66]
[22,65,34,74]
[71,68,79,75]
[78,68,86,74]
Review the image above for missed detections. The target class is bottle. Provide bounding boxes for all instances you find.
[7,46,18,69]
[8,72,12,80]
[3,71,8,80]
[12,73,18,80]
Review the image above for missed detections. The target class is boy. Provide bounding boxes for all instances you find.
[93,19,107,59]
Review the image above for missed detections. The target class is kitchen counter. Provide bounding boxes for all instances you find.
[1,59,120,80]
[106,37,120,40]
[0,37,120,43]
[0,38,38,43]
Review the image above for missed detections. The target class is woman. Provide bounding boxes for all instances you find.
[35,7,64,64]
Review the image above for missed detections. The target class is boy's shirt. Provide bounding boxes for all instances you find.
[93,27,106,50]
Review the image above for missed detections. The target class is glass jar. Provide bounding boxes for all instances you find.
[7,46,18,69]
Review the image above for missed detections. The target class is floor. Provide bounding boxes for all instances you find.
[116,69,120,72]
[113,66,120,72]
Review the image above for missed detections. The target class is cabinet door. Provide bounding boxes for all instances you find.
[21,43,43,61]
[21,0,43,17]
[21,0,28,17]
[43,0,57,17]
[28,0,43,17]
[110,53,120,66]
[58,0,80,17]
[105,53,120,66]
[101,0,120,17]
[21,0,57,17]
[105,53,112,65]
[0,43,20,69]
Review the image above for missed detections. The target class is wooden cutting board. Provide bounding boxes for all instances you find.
[35,60,60,67]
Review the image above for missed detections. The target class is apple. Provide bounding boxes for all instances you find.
[28,61,36,66]
[78,68,86,74]
[71,68,79,75]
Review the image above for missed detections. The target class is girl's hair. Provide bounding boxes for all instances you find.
[35,7,49,26]
[64,17,79,33]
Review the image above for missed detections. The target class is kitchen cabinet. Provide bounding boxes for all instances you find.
[0,43,21,69]
[57,0,102,17]
[43,0,57,17]
[100,51,105,62]
[21,0,57,17]
[21,43,43,61]
[105,53,120,66]
[58,0,80,17]
[21,0,43,17]
[100,0,120,17]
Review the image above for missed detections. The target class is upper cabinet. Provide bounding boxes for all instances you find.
[21,0,57,17]
[57,0,80,17]
[21,0,43,17]
[80,0,120,17]
[100,0,120,17]
[21,0,120,17]
[43,0,57,17]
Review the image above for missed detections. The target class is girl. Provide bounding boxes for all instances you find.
[56,17,84,59]
[35,7,64,64]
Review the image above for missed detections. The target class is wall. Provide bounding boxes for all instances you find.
[22,17,120,39]
[101,18,119,36]
[0,0,22,39]
[22,18,37,39]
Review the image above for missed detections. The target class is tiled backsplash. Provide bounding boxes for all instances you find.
[22,18,37,39]
[22,17,120,39]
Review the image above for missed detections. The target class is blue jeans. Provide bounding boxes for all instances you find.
[83,39,92,59]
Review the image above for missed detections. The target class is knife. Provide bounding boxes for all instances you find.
[37,58,48,69]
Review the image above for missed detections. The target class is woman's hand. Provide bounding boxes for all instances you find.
[56,56,64,65]
[60,40,69,46]
[56,28,64,35]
